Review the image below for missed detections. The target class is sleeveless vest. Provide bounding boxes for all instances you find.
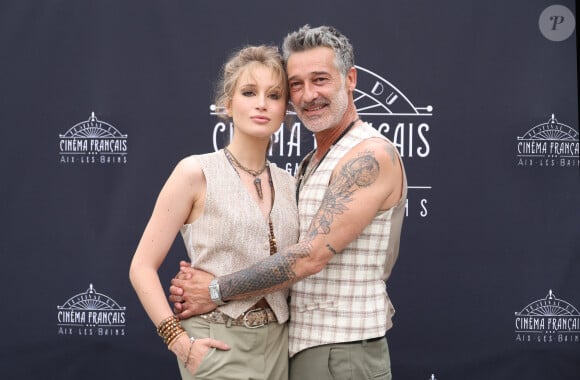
[180,150,299,322]
[289,123,407,356]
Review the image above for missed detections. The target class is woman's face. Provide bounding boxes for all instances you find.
[227,64,287,140]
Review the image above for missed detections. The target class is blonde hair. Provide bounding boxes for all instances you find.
[215,45,288,120]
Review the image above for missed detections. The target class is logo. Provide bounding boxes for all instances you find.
[514,289,580,343]
[516,114,579,168]
[210,64,434,219]
[57,283,127,337]
[539,5,576,42]
[59,112,128,164]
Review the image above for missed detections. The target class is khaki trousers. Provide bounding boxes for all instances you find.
[178,316,288,380]
[290,337,391,380]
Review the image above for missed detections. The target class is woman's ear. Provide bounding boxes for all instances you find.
[225,100,233,118]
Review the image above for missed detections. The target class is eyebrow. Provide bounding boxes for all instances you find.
[239,83,283,92]
[288,71,330,82]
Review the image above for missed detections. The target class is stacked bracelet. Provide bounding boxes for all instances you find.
[157,315,187,349]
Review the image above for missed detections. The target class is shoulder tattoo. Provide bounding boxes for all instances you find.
[307,150,379,239]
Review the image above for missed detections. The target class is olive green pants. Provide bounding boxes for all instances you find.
[290,337,391,380]
[178,316,288,380]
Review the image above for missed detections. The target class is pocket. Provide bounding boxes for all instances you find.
[372,367,391,380]
[193,346,217,378]
[327,346,350,380]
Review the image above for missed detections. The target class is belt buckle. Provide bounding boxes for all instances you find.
[243,308,267,329]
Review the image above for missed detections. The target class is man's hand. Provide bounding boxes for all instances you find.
[169,261,217,319]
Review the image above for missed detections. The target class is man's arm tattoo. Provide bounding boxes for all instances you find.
[219,242,311,300]
[218,151,380,300]
[307,151,379,239]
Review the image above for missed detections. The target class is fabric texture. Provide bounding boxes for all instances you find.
[289,337,391,380]
[179,316,289,380]
[180,149,299,322]
[289,123,407,356]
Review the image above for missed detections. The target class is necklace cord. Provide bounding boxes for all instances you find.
[295,118,360,201]
[223,148,277,254]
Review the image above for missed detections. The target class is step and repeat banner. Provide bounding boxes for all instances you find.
[1,1,578,379]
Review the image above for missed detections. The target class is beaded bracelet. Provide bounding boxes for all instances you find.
[157,315,186,348]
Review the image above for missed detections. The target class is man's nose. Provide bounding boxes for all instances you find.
[302,82,318,103]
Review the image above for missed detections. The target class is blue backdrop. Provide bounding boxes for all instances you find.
[1,1,578,379]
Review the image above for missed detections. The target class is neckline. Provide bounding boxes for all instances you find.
[222,149,278,255]
[296,118,359,201]
[222,149,275,212]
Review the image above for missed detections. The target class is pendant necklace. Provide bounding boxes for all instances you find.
[224,147,269,199]
[223,147,277,255]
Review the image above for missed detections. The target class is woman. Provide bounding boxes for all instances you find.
[129,45,299,379]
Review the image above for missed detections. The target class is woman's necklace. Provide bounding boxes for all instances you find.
[223,148,277,255]
[223,147,268,199]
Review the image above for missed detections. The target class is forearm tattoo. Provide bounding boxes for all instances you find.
[218,151,380,300]
[219,242,311,300]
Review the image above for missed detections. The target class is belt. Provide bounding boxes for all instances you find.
[199,307,277,329]
[341,336,384,345]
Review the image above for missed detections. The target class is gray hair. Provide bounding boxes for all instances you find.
[281,25,355,76]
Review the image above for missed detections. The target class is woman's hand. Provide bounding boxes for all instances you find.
[171,334,230,375]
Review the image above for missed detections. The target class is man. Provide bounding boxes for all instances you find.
[170,25,407,379]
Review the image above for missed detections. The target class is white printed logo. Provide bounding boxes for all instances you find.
[57,284,127,337]
[516,114,579,168]
[514,290,580,344]
[211,64,434,219]
[59,112,128,164]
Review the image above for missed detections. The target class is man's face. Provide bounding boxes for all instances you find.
[286,47,352,133]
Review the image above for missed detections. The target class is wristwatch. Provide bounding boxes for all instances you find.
[209,278,227,306]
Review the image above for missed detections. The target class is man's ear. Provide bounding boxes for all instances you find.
[346,66,357,92]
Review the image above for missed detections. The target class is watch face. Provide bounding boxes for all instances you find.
[209,284,219,300]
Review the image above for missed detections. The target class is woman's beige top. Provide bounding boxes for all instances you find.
[180,150,299,322]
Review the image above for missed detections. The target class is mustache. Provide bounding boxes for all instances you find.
[300,100,329,109]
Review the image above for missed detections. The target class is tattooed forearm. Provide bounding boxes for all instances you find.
[216,152,379,301]
[307,151,379,239]
[219,242,312,300]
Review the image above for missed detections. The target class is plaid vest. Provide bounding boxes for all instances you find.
[289,123,407,356]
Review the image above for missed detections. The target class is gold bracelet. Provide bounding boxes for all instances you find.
[167,330,188,350]
[157,315,186,347]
